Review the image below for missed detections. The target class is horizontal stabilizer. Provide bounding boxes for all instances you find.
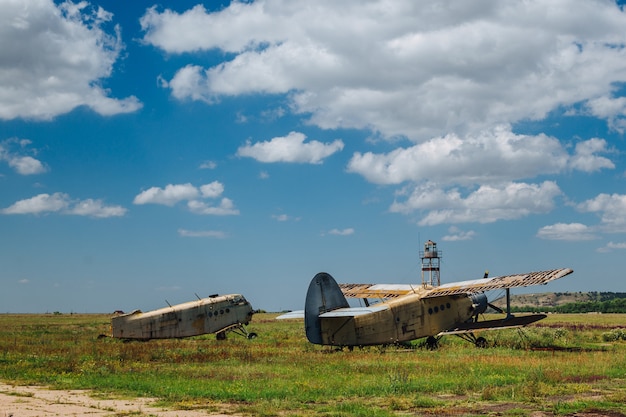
[437,314,547,336]
[276,310,304,320]
[319,305,389,318]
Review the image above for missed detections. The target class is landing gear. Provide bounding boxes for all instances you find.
[456,332,489,348]
[475,336,488,348]
[215,323,257,340]
[425,336,439,350]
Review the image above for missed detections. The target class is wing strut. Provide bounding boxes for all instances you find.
[505,288,513,320]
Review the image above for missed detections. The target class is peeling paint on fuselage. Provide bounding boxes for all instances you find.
[111,294,253,340]
[320,294,475,346]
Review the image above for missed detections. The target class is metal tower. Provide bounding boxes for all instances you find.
[420,240,441,287]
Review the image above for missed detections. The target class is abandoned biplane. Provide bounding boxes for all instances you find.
[111,294,256,341]
[286,268,573,349]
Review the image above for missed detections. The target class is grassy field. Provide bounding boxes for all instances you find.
[0,313,625,416]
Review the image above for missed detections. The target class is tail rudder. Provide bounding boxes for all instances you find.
[304,272,349,344]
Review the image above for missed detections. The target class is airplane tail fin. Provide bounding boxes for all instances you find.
[305,272,349,344]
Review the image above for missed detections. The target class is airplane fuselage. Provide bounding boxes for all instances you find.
[111,294,253,340]
[318,293,477,346]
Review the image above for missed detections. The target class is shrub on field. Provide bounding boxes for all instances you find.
[601,328,626,342]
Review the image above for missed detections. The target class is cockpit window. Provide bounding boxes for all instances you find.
[231,295,246,305]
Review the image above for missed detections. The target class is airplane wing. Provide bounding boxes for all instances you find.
[338,283,414,299]
[437,314,547,336]
[422,268,573,298]
[338,268,573,299]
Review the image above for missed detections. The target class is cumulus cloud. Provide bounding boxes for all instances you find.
[236,131,344,164]
[327,228,355,236]
[348,126,570,185]
[1,192,126,217]
[597,241,626,253]
[141,1,626,141]
[0,139,47,175]
[568,138,614,172]
[133,183,199,206]
[442,226,476,242]
[577,193,626,232]
[134,181,239,216]
[536,222,598,241]
[391,181,562,226]
[187,198,239,216]
[0,0,141,120]
[139,1,626,229]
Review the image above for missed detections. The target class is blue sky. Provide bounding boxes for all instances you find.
[1,0,626,313]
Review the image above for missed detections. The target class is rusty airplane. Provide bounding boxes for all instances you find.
[299,268,573,349]
[111,293,256,341]
[281,241,573,349]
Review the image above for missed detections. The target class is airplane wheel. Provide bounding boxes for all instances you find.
[475,337,488,348]
[216,331,227,340]
[426,336,438,350]
[247,332,258,339]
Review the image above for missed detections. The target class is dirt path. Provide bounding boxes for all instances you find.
[0,383,234,417]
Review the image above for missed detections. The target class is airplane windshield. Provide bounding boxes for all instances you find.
[232,295,247,305]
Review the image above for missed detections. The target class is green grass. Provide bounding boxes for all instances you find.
[1,313,625,416]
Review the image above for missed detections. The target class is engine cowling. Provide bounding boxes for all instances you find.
[470,293,488,316]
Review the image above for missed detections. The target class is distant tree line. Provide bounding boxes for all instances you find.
[510,293,626,314]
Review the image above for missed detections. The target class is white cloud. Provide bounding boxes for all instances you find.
[347,126,569,185]
[8,156,46,175]
[442,227,476,241]
[585,96,626,133]
[236,131,344,164]
[597,241,626,253]
[1,192,126,217]
[187,198,239,216]
[178,229,227,238]
[200,181,224,198]
[568,138,615,172]
[2,193,69,214]
[141,1,626,141]
[577,193,626,232]
[66,198,127,218]
[0,139,47,175]
[0,0,141,120]
[199,160,217,170]
[391,181,562,226]
[133,183,199,206]
[328,228,355,236]
[134,181,239,216]
[536,222,598,241]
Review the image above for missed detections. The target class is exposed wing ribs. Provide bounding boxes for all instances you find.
[338,268,573,300]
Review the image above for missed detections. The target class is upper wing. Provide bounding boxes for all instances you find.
[339,283,414,299]
[338,268,573,299]
[422,268,573,298]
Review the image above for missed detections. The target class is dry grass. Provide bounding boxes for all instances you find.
[0,313,625,416]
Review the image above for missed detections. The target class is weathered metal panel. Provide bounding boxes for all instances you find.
[111,294,253,340]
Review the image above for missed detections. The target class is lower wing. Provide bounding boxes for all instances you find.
[438,314,546,336]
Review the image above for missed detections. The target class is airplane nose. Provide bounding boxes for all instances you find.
[470,293,488,315]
